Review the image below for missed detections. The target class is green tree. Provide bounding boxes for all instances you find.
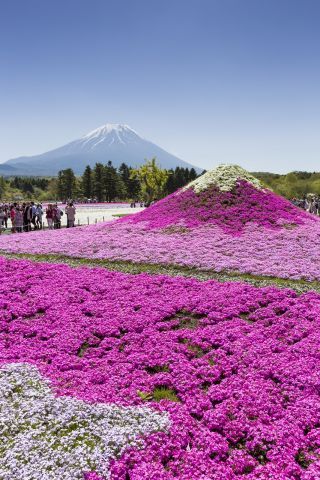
[57,168,76,200]
[104,161,118,202]
[189,168,197,182]
[0,176,6,199]
[127,169,141,199]
[92,163,105,201]
[114,174,127,200]
[165,169,176,194]
[131,158,169,202]
[82,165,92,198]
[165,167,198,194]
[21,180,34,194]
[119,163,130,191]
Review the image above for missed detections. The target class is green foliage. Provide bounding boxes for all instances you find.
[8,166,320,203]
[152,386,180,402]
[137,390,154,401]
[104,161,121,202]
[0,176,6,199]
[131,158,169,202]
[57,169,77,200]
[119,162,141,199]
[253,171,320,198]
[77,341,90,357]
[91,161,127,202]
[165,166,198,194]
[92,163,105,201]
[0,160,197,202]
[137,386,180,402]
[82,166,92,198]
[9,176,50,192]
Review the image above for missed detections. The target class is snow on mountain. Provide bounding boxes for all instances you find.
[3,124,200,176]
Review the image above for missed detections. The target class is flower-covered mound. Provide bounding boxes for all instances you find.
[180,164,263,193]
[0,166,319,281]
[2,257,320,478]
[127,177,308,232]
[0,363,168,480]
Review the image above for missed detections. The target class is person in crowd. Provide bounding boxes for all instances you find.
[30,201,37,230]
[53,203,63,229]
[0,207,4,234]
[46,204,54,229]
[15,206,23,233]
[3,206,8,229]
[52,204,58,229]
[10,204,16,233]
[23,202,32,232]
[35,204,43,229]
[65,202,76,228]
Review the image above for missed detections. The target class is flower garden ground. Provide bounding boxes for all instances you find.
[2,251,320,295]
[1,166,320,282]
[2,165,320,479]
[2,258,320,478]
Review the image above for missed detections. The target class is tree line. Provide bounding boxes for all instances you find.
[253,171,320,198]
[0,159,199,202]
[57,159,198,202]
[8,177,50,194]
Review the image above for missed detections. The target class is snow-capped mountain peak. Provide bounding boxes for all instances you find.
[82,123,139,139]
[79,124,141,150]
[4,123,201,175]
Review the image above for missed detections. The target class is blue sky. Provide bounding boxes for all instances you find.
[0,0,319,172]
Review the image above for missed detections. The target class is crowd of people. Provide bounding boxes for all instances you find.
[0,202,76,234]
[291,196,320,215]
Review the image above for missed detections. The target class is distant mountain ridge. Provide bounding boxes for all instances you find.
[1,124,200,176]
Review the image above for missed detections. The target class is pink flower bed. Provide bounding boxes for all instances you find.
[2,257,320,478]
[128,180,309,232]
[0,182,319,281]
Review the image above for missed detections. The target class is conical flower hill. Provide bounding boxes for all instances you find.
[0,164,319,281]
[126,165,309,233]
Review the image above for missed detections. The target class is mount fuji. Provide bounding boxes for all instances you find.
[1,124,200,176]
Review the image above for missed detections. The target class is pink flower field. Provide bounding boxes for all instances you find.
[0,170,319,281]
[2,257,320,479]
[2,166,320,479]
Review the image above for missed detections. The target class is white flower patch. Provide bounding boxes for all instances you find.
[182,164,263,193]
[0,363,170,480]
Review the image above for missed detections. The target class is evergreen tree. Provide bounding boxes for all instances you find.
[57,168,76,200]
[165,167,199,194]
[21,180,34,194]
[0,176,6,199]
[82,165,92,198]
[104,161,118,202]
[92,163,105,201]
[189,168,197,182]
[174,167,187,189]
[119,163,140,199]
[127,169,141,199]
[10,177,21,189]
[165,169,176,194]
[119,163,130,189]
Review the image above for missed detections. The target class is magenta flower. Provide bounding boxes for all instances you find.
[1,257,320,478]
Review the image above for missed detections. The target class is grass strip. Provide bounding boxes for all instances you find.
[0,251,319,294]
